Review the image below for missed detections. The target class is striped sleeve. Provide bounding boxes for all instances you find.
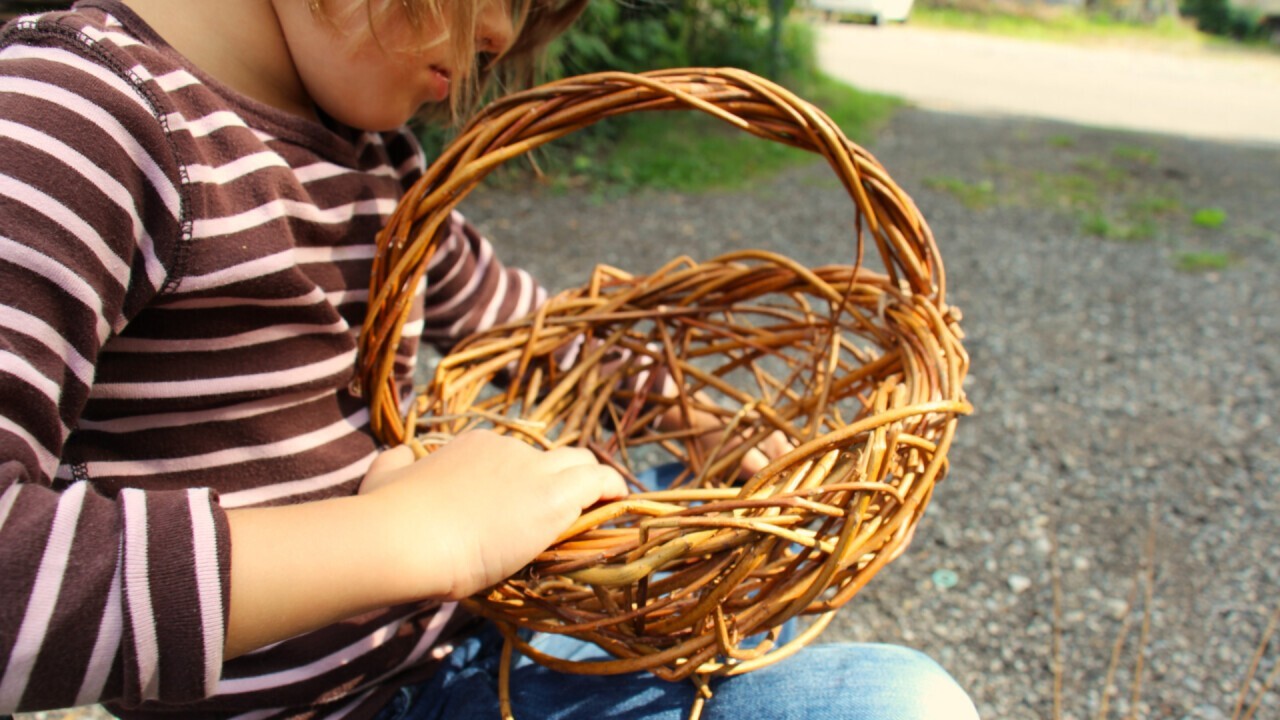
[0,29,230,712]
[419,210,547,350]
[417,212,674,407]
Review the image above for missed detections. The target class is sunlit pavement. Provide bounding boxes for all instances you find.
[816,22,1280,145]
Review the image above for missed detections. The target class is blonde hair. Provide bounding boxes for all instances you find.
[311,0,590,122]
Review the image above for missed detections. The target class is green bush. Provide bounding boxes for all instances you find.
[547,0,688,75]
[546,0,809,80]
[1180,0,1267,39]
[416,1,846,191]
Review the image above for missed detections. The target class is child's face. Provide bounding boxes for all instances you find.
[273,0,514,131]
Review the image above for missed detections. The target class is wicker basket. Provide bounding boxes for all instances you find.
[357,67,971,705]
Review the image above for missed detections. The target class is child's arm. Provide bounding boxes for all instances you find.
[223,430,626,659]
[417,211,546,353]
[0,36,229,713]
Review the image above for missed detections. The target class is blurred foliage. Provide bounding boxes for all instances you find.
[417,0,872,193]
[915,0,1272,42]
[914,0,1197,38]
[1180,0,1268,39]
[545,0,807,78]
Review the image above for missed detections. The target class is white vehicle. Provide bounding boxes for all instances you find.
[809,0,915,25]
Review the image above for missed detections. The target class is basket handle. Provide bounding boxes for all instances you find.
[357,67,943,446]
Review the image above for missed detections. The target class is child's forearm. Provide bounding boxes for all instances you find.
[223,433,627,660]
[223,493,438,660]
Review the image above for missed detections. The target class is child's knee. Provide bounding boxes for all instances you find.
[727,642,979,720]
[833,643,979,720]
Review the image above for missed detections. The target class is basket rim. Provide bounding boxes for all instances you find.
[358,67,951,448]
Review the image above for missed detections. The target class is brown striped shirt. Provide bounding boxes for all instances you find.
[0,2,545,717]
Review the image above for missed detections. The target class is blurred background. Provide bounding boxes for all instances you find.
[4,0,1277,718]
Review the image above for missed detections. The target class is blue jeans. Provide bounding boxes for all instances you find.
[375,623,979,719]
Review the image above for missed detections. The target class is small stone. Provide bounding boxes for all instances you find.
[932,568,960,590]
[1009,574,1032,594]
[1180,703,1229,720]
[1104,598,1130,620]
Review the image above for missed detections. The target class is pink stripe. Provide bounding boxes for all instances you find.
[0,235,115,342]
[90,349,356,400]
[187,489,224,697]
[121,490,160,700]
[106,319,349,353]
[219,451,376,509]
[77,388,329,434]
[173,250,295,294]
[77,409,368,477]
[159,286,325,310]
[217,610,423,694]
[0,484,20,533]
[75,555,123,706]
[0,482,87,707]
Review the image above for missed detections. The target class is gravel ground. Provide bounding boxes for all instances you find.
[462,108,1280,720]
[19,108,1278,719]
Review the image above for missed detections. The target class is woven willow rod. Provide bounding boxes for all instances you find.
[356,68,971,718]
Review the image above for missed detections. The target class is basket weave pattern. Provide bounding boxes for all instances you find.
[358,68,971,685]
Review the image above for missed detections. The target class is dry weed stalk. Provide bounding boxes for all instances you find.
[1079,509,1277,720]
[357,69,970,709]
[1233,605,1280,720]
[1087,507,1157,720]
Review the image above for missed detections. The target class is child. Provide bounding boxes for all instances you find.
[0,1,981,718]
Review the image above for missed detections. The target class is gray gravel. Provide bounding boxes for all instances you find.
[462,108,1280,720]
[19,108,1278,720]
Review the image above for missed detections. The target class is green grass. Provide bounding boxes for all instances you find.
[547,73,900,193]
[1073,155,1129,185]
[1035,171,1102,209]
[924,176,996,209]
[1130,195,1181,215]
[1081,212,1157,241]
[1175,250,1234,271]
[911,5,1280,57]
[911,5,1210,47]
[1191,207,1228,228]
[1022,147,1189,244]
[1111,144,1159,165]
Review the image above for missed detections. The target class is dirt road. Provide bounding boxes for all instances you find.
[817,23,1280,145]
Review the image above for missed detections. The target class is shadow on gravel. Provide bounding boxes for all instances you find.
[461,107,1280,720]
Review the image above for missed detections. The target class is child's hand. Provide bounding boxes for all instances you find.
[358,430,628,600]
[658,394,795,481]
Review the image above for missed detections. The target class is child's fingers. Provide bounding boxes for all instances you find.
[739,447,771,479]
[359,445,417,494]
[736,429,795,479]
[761,429,794,457]
[550,463,628,513]
[599,465,629,500]
[541,445,605,474]
[369,445,416,474]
